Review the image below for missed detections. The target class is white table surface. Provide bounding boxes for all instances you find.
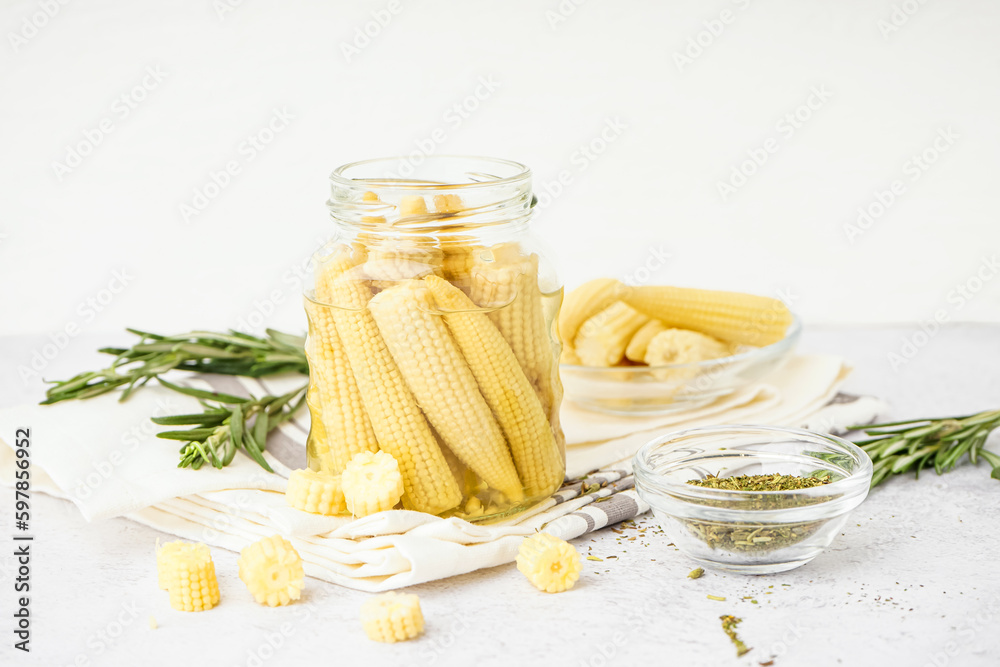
[2,324,999,666]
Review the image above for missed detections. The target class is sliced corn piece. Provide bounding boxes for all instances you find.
[369,280,524,501]
[623,285,792,346]
[625,319,668,363]
[574,301,650,366]
[360,592,425,643]
[433,193,463,214]
[558,278,625,348]
[285,468,347,515]
[158,541,220,612]
[516,532,582,593]
[341,450,405,516]
[426,275,563,498]
[238,535,305,607]
[325,254,462,515]
[644,328,732,366]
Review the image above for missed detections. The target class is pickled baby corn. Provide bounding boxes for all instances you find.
[369,281,524,502]
[285,468,347,515]
[516,532,582,593]
[325,253,462,515]
[625,319,668,363]
[341,450,405,516]
[643,328,731,366]
[623,285,792,346]
[238,535,304,607]
[157,541,221,612]
[426,275,563,498]
[360,592,425,643]
[574,301,649,366]
[558,277,625,348]
[471,253,559,419]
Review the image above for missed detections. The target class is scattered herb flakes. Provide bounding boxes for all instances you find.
[720,615,751,657]
[707,594,727,602]
[688,567,705,579]
[760,661,775,666]
[586,556,603,562]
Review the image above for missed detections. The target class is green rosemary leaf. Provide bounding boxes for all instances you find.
[230,404,244,452]
[157,378,250,404]
[157,428,217,441]
[151,411,228,426]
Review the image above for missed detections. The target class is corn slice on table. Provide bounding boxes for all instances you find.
[3,325,999,666]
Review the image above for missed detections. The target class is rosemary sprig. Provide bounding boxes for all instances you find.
[851,409,1000,487]
[42,328,308,405]
[41,327,311,472]
[153,378,308,472]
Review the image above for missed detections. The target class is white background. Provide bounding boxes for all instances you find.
[3,0,999,343]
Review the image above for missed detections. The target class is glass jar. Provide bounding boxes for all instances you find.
[304,156,565,522]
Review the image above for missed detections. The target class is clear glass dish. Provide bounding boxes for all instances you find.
[633,425,872,575]
[560,316,801,415]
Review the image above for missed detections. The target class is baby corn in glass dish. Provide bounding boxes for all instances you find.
[559,280,800,415]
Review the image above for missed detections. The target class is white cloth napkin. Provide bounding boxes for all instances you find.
[0,354,884,591]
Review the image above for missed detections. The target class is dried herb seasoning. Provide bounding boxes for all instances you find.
[680,473,833,554]
[720,614,751,657]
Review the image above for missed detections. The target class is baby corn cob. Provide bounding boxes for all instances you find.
[623,285,792,346]
[285,468,347,515]
[307,251,380,473]
[625,319,668,363]
[399,195,429,218]
[558,278,625,348]
[326,255,462,515]
[360,592,425,643]
[574,301,650,366]
[426,276,563,498]
[364,239,443,283]
[157,541,221,612]
[433,193,464,214]
[237,535,304,607]
[341,450,405,516]
[471,254,559,421]
[644,328,731,366]
[516,532,582,593]
[369,281,524,502]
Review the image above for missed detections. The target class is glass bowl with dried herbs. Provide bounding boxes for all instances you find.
[633,425,872,574]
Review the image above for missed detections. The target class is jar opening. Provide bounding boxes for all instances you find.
[327,155,534,233]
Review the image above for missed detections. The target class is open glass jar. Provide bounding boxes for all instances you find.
[304,156,565,522]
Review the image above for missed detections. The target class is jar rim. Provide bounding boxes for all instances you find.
[329,155,531,190]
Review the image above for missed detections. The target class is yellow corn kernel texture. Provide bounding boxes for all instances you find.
[285,468,347,515]
[426,275,563,498]
[625,319,668,363]
[558,277,625,349]
[341,450,405,517]
[623,285,792,347]
[360,592,425,643]
[643,328,732,366]
[369,280,524,502]
[574,301,650,366]
[157,541,221,612]
[238,535,305,607]
[516,532,582,593]
[325,253,462,515]
[307,249,380,472]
